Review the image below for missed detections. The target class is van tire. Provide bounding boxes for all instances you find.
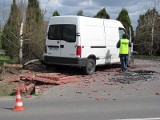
[45,64,53,70]
[45,64,58,71]
[83,59,96,75]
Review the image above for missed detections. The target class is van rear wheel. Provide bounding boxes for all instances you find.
[83,59,96,75]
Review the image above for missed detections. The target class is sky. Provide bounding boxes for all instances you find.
[0,0,160,30]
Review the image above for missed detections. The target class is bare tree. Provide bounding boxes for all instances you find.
[17,0,27,63]
[135,1,160,55]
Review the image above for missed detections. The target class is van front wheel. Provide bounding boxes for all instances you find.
[83,59,96,75]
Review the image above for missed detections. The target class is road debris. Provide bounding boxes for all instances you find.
[109,70,157,84]
[0,59,160,98]
[155,92,160,96]
[95,97,108,100]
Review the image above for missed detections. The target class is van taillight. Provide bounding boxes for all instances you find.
[76,46,82,57]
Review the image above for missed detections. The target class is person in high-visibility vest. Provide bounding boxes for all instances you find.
[117,33,131,72]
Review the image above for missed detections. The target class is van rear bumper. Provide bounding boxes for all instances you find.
[43,56,88,67]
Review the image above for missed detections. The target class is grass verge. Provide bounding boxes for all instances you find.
[0,55,17,66]
[134,55,160,61]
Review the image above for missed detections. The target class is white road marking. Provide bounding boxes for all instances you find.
[114,118,160,120]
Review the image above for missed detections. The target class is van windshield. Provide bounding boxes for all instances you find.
[48,24,76,42]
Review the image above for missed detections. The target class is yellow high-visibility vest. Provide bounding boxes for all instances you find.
[120,39,129,54]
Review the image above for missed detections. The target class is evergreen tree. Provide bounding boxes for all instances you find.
[1,0,22,59]
[24,0,45,61]
[77,10,84,16]
[94,8,110,19]
[116,8,133,35]
[52,10,60,16]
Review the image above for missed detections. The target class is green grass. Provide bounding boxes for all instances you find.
[0,56,10,65]
[134,55,160,61]
[0,56,10,61]
[0,55,17,65]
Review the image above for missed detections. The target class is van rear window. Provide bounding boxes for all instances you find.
[48,24,76,42]
[48,25,61,40]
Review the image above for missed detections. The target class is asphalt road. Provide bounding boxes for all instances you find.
[0,83,160,120]
[0,59,160,120]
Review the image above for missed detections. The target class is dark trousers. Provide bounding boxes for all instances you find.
[120,55,128,71]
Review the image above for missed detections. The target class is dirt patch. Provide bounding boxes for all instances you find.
[0,61,78,96]
[0,81,19,96]
[0,59,160,97]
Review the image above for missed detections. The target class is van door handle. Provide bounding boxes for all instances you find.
[60,45,64,48]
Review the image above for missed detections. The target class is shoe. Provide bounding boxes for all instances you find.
[125,68,131,72]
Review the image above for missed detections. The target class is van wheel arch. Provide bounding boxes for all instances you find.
[83,55,96,75]
[88,55,96,62]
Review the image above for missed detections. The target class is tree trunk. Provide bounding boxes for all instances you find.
[19,22,23,63]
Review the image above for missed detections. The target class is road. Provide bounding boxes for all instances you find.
[0,59,160,120]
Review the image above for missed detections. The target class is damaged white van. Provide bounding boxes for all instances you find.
[43,16,127,75]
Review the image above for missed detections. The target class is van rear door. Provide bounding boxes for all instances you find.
[47,24,77,58]
[60,24,77,58]
[47,25,61,57]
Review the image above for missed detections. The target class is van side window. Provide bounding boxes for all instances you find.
[48,24,76,42]
[119,28,126,39]
[48,25,61,40]
[62,25,76,42]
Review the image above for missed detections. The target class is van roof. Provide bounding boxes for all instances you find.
[50,16,124,28]
[51,15,113,20]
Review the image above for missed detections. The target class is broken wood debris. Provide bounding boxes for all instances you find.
[20,74,77,85]
[9,73,78,96]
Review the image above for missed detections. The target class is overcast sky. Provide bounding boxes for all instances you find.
[0,0,160,30]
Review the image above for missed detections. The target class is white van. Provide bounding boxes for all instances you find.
[43,16,127,75]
